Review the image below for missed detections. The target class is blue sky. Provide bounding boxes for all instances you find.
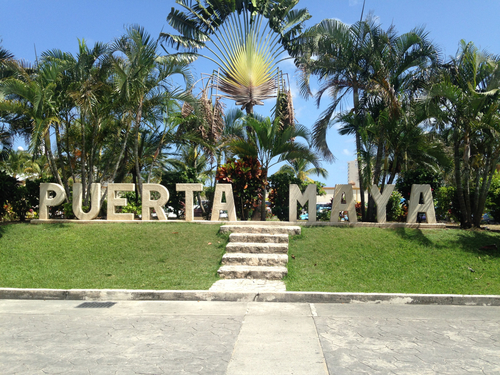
[2,0,500,187]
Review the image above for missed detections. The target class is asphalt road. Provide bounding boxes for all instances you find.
[0,300,499,374]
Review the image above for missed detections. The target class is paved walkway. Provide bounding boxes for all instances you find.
[1,300,499,374]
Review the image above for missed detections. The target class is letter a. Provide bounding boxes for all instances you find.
[331,184,357,223]
[211,184,237,221]
[407,184,436,224]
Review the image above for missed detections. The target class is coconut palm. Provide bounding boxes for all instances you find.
[160,0,310,115]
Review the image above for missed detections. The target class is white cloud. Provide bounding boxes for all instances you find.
[17,146,24,151]
[342,149,351,156]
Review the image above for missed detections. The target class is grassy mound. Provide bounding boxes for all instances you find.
[1,223,499,294]
[286,226,500,295]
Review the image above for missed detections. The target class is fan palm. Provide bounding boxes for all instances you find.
[160,0,310,115]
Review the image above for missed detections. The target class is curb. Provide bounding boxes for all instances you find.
[29,219,446,228]
[1,288,499,306]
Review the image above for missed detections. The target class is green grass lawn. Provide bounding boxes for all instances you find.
[1,223,499,294]
[0,223,226,290]
[286,226,500,295]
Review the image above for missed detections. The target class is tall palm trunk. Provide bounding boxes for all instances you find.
[86,117,101,206]
[101,122,131,207]
[54,123,70,199]
[353,85,366,221]
[44,132,66,201]
[453,130,470,228]
[134,98,144,199]
[80,118,87,204]
[260,168,268,221]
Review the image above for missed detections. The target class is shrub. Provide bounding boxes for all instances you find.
[396,167,442,207]
[267,173,303,221]
[0,170,18,220]
[386,190,405,222]
[160,168,199,219]
[216,157,265,220]
[434,186,460,222]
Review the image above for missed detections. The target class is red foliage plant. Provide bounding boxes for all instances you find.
[216,157,266,220]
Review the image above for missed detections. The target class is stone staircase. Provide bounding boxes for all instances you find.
[209,225,300,291]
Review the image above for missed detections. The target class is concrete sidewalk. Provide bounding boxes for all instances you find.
[1,299,499,374]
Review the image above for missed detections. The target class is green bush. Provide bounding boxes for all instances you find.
[11,185,31,221]
[434,186,460,222]
[317,209,331,221]
[267,173,303,221]
[386,190,405,222]
[121,191,142,219]
[160,168,199,219]
[396,167,442,207]
[0,170,18,220]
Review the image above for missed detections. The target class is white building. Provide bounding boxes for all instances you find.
[315,160,367,204]
[347,160,359,187]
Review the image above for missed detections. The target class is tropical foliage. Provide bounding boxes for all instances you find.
[2,8,500,228]
[160,0,311,115]
[216,156,266,220]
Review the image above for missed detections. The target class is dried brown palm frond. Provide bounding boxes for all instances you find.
[211,96,225,141]
[274,86,296,131]
[181,101,194,118]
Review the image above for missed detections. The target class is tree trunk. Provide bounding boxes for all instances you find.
[81,118,87,204]
[260,169,268,221]
[473,146,496,228]
[353,85,366,221]
[101,122,130,207]
[454,130,470,228]
[54,123,70,200]
[44,133,66,201]
[86,117,101,206]
[134,100,144,199]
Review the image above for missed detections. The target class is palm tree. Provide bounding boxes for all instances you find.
[0,60,67,195]
[277,158,328,182]
[292,18,389,218]
[424,41,500,228]
[110,25,193,198]
[292,17,439,220]
[160,0,310,115]
[229,115,321,220]
[40,40,114,204]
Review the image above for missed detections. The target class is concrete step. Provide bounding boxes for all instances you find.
[222,253,288,267]
[220,225,301,236]
[217,265,288,280]
[209,279,286,292]
[225,242,289,254]
[229,233,289,244]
